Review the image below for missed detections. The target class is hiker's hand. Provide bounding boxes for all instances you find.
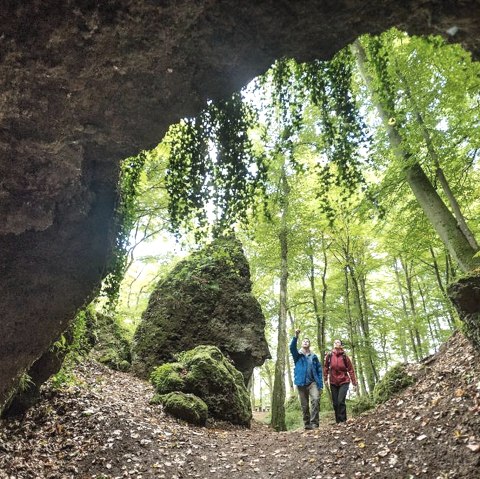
[295,328,301,337]
[352,385,357,393]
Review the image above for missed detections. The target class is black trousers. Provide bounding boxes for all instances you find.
[330,383,349,423]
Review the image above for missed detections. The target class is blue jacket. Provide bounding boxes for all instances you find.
[290,337,323,389]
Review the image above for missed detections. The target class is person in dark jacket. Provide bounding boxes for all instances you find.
[290,328,323,430]
[324,339,357,423]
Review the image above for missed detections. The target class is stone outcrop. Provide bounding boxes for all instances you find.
[1,0,480,407]
[150,345,252,426]
[132,237,270,384]
[448,274,480,350]
[91,313,132,372]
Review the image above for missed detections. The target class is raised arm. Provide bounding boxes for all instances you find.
[289,328,301,363]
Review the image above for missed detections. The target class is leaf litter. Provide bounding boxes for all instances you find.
[0,332,479,478]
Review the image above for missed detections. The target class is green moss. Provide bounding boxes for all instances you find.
[156,392,208,426]
[373,363,415,404]
[150,363,186,394]
[150,345,251,426]
[350,394,375,415]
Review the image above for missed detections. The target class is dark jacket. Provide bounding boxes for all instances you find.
[323,348,357,387]
[289,337,323,389]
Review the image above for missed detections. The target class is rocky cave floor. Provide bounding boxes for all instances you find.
[1,332,479,479]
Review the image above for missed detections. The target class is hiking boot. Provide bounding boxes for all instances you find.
[304,424,313,430]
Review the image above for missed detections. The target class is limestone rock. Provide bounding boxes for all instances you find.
[90,313,132,372]
[448,274,480,350]
[151,345,252,426]
[132,237,270,383]
[152,392,208,426]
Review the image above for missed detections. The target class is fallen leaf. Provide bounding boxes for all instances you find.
[466,444,480,452]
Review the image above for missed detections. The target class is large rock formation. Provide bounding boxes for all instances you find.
[1,0,480,407]
[132,237,270,383]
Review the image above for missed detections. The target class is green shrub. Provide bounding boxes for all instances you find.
[373,363,415,404]
[350,394,374,415]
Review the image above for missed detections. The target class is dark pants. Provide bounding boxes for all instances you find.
[331,383,349,423]
[297,382,320,428]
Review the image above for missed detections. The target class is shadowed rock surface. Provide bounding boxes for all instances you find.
[448,273,480,350]
[1,0,480,406]
[132,237,270,383]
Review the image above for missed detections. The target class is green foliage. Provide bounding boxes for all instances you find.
[92,313,132,371]
[50,306,95,388]
[152,391,208,425]
[373,364,415,404]
[17,373,34,393]
[101,152,147,306]
[350,394,375,415]
[165,92,267,241]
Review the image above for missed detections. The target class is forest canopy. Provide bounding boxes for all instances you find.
[99,28,479,429]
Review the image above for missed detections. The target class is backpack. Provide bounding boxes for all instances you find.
[325,351,348,371]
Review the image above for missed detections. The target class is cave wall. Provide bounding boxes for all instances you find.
[1,0,479,407]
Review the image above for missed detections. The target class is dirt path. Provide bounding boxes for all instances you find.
[1,333,479,478]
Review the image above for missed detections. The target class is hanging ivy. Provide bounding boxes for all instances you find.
[306,50,369,208]
[165,92,267,241]
[101,151,147,306]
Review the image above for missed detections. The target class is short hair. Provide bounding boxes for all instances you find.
[302,338,310,342]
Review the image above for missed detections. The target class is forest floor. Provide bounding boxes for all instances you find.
[1,332,480,479]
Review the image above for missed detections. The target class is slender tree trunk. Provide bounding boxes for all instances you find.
[416,277,440,348]
[352,39,480,273]
[344,266,367,395]
[285,349,294,395]
[400,258,424,358]
[429,247,456,330]
[308,238,328,357]
[347,262,377,391]
[320,238,328,358]
[271,167,289,432]
[359,273,379,383]
[393,259,419,361]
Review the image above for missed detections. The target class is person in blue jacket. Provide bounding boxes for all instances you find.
[290,328,324,430]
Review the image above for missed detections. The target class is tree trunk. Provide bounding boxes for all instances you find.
[344,266,367,395]
[271,167,289,432]
[308,238,327,357]
[400,258,424,358]
[352,39,480,273]
[395,63,479,252]
[393,258,419,361]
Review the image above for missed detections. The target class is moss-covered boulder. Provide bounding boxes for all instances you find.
[152,392,208,426]
[132,236,270,383]
[90,313,132,371]
[448,273,480,351]
[373,363,415,404]
[151,345,252,426]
